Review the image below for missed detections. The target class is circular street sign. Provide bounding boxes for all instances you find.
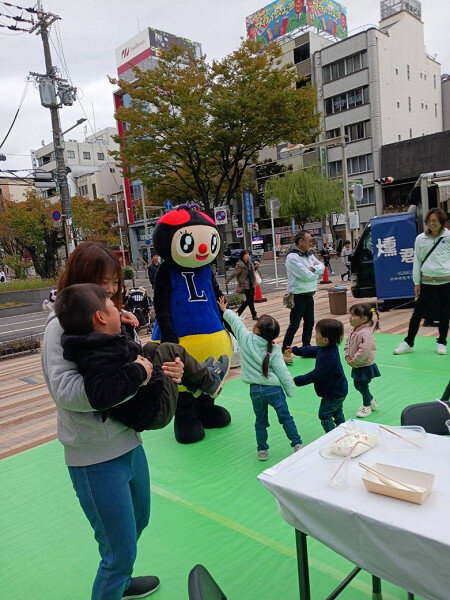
[145,239,152,246]
[51,210,62,222]
[215,209,227,223]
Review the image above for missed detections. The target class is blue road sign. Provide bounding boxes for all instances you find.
[164,200,173,211]
[145,239,151,246]
[51,210,61,222]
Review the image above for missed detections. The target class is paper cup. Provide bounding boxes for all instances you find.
[319,447,350,489]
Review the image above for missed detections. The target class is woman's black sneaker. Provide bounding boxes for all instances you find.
[122,576,160,599]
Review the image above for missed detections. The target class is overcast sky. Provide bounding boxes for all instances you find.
[1,0,448,172]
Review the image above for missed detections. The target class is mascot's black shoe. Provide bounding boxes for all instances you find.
[195,394,231,429]
[122,576,160,598]
[206,355,231,398]
[174,391,206,444]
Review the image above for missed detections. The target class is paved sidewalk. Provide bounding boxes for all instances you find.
[0,286,441,461]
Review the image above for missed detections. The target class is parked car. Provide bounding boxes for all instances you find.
[224,249,261,269]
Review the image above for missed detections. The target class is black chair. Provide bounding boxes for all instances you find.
[188,565,227,600]
[401,400,450,435]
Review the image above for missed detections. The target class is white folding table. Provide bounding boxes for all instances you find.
[258,421,450,600]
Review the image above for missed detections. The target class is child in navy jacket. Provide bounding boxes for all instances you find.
[293,318,348,432]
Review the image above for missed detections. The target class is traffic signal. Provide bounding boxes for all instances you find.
[375,177,394,184]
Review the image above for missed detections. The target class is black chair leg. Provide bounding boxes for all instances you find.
[407,593,415,600]
[372,575,382,599]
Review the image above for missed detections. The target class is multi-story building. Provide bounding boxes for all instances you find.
[442,74,450,131]
[30,127,120,199]
[113,28,202,264]
[0,176,34,206]
[312,0,442,228]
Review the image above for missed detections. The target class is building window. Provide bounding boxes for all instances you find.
[409,128,413,138]
[434,74,436,89]
[92,183,97,199]
[322,51,367,83]
[420,72,423,79]
[424,74,426,80]
[83,151,91,160]
[357,186,375,206]
[347,153,373,175]
[97,152,105,161]
[328,154,373,178]
[326,121,371,143]
[328,160,342,178]
[407,64,410,80]
[425,104,428,110]
[110,168,115,173]
[435,103,438,117]
[398,135,401,141]
[67,150,75,159]
[395,68,398,75]
[408,97,411,112]
[324,86,369,115]
[421,102,424,109]
[397,101,400,108]
[294,43,310,64]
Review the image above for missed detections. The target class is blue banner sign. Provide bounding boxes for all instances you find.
[371,212,416,300]
[244,190,253,224]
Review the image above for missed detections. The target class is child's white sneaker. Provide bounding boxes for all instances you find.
[370,399,378,410]
[437,343,447,355]
[356,405,372,418]
[294,444,303,452]
[258,450,268,461]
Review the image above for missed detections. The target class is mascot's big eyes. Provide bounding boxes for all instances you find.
[178,232,195,254]
[211,233,218,254]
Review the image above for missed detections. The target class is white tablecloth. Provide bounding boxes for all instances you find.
[257,421,450,600]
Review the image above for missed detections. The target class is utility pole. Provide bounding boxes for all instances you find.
[29,2,77,258]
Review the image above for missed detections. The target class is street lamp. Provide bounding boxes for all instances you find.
[61,117,87,137]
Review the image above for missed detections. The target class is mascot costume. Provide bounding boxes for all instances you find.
[152,204,233,443]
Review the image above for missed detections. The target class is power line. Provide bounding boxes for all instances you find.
[0,1,37,13]
[0,9,34,22]
[0,81,29,149]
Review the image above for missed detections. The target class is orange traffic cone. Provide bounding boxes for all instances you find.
[254,284,267,303]
[320,266,332,285]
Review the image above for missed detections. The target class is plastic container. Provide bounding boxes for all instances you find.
[362,462,434,504]
[327,287,347,315]
[319,446,350,489]
[379,425,426,450]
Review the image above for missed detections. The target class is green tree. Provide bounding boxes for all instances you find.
[264,167,344,228]
[72,196,119,246]
[0,191,64,278]
[0,193,120,279]
[112,39,319,211]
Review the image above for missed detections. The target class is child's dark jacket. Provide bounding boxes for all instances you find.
[292,345,348,399]
[61,329,166,431]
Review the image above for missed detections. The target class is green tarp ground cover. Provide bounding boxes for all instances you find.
[1,334,447,599]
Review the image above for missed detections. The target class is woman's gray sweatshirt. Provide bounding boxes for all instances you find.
[41,315,142,467]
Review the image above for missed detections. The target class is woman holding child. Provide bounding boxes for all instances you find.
[41,242,179,600]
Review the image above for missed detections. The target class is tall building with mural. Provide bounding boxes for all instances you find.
[113,28,202,263]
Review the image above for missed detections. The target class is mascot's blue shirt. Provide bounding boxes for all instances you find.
[152,264,223,340]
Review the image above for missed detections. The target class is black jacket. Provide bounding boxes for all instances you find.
[61,329,166,431]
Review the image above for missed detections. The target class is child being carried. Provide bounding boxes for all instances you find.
[54,283,230,431]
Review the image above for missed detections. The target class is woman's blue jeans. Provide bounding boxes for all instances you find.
[250,384,302,450]
[68,445,150,600]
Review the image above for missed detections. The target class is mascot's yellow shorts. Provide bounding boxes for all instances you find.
[154,329,233,392]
